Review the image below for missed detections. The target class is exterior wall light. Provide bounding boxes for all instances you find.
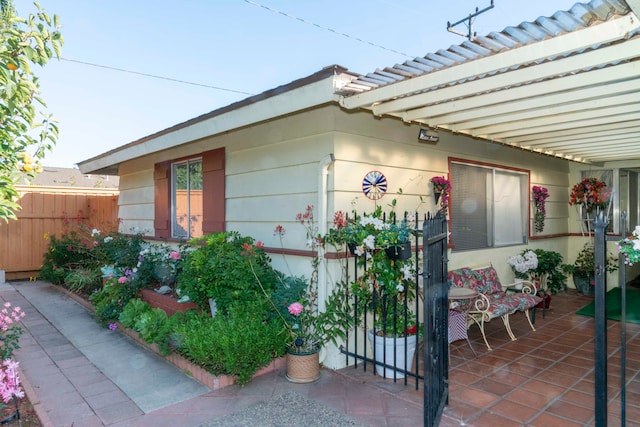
[418,128,439,143]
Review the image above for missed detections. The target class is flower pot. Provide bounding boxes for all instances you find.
[367,330,418,378]
[535,293,551,309]
[385,242,412,261]
[573,273,595,295]
[285,349,320,383]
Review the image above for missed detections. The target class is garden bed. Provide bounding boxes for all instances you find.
[52,285,286,391]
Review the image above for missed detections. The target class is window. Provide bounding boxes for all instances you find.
[450,161,528,251]
[172,159,203,239]
[154,148,225,239]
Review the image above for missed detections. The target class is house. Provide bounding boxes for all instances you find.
[78,0,640,369]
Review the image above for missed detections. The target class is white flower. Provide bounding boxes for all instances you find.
[91,229,101,237]
[507,251,538,274]
[396,283,405,292]
[103,236,113,243]
[400,264,414,281]
[363,235,376,250]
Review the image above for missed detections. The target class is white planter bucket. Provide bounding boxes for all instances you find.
[367,330,418,378]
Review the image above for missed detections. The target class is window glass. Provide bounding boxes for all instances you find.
[172,159,203,239]
[451,162,528,251]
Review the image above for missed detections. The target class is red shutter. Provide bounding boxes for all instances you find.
[202,148,225,233]
[154,161,171,238]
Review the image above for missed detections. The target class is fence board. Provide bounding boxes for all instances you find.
[0,186,119,279]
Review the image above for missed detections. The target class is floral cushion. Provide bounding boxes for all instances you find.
[473,266,503,295]
[511,293,543,311]
[448,266,541,316]
[485,294,520,317]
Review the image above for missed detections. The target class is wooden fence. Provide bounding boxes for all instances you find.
[0,186,119,280]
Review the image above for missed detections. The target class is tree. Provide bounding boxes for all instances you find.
[0,1,63,221]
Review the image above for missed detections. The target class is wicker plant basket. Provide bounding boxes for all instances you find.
[285,349,320,383]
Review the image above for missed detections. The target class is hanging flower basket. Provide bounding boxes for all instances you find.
[385,242,412,261]
[532,186,549,233]
[430,176,451,215]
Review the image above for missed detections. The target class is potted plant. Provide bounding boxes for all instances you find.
[270,206,354,383]
[562,243,618,295]
[506,250,539,280]
[430,175,451,214]
[619,225,640,266]
[508,248,567,296]
[350,242,420,378]
[328,204,414,259]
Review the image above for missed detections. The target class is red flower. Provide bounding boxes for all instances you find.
[405,325,417,335]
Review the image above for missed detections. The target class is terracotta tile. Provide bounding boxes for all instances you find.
[450,386,500,408]
[468,411,523,426]
[528,411,587,427]
[519,379,566,400]
[561,389,595,408]
[546,399,594,423]
[488,399,539,423]
[505,388,556,410]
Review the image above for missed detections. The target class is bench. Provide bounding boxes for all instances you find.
[448,265,542,351]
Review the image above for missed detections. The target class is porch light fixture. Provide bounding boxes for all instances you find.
[418,128,439,143]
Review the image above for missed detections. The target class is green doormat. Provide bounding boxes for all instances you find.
[576,287,640,324]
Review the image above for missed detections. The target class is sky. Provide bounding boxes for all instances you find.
[13,0,579,168]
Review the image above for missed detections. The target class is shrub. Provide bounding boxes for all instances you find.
[178,232,279,313]
[40,232,93,284]
[91,230,146,271]
[90,277,141,326]
[176,301,286,385]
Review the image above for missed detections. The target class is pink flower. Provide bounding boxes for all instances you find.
[0,359,23,403]
[169,251,181,260]
[255,241,264,248]
[288,302,303,316]
[117,276,128,284]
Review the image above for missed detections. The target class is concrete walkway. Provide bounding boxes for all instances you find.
[5,281,209,425]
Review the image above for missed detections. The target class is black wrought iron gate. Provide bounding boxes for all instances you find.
[421,212,449,427]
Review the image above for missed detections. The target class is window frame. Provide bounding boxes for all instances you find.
[449,158,530,252]
[171,158,203,239]
[154,147,225,240]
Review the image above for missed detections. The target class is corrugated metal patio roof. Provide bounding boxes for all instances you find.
[337,0,640,165]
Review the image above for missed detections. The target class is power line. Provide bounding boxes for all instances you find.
[59,2,416,93]
[242,0,413,59]
[60,57,256,96]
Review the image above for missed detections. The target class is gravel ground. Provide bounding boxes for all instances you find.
[195,391,366,427]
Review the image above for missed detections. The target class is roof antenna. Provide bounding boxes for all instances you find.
[447,0,495,41]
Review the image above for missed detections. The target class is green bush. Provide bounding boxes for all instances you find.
[528,249,568,294]
[40,232,93,284]
[134,308,168,343]
[90,278,141,326]
[178,232,279,313]
[91,230,146,271]
[176,301,287,385]
[119,299,152,329]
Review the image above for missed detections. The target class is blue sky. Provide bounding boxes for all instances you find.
[14,0,578,168]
